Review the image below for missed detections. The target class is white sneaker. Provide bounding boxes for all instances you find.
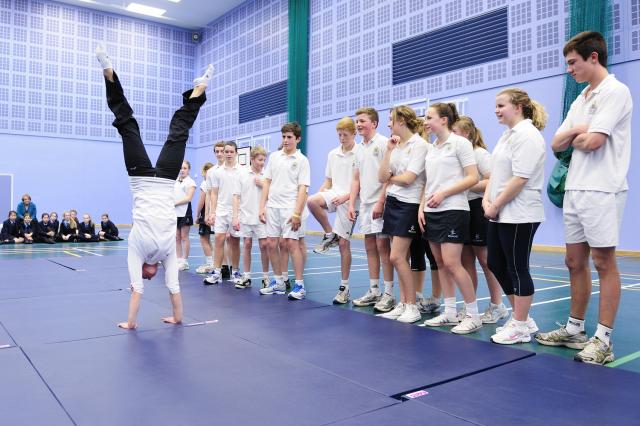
[377,302,405,320]
[491,321,532,344]
[287,284,306,300]
[420,313,459,327]
[417,296,440,314]
[178,261,190,271]
[95,43,112,69]
[481,303,509,324]
[259,279,286,295]
[451,315,483,335]
[193,64,214,88]
[195,264,214,274]
[373,293,396,312]
[203,272,221,285]
[352,288,382,307]
[332,286,350,304]
[397,304,421,323]
[497,315,538,334]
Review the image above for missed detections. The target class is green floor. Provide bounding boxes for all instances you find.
[1,231,639,372]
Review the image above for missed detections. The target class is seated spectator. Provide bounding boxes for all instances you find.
[78,214,100,242]
[69,209,80,228]
[36,213,56,244]
[49,212,60,234]
[21,212,36,244]
[57,211,78,242]
[16,194,37,223]
[99,213,123,241]
[0,211,24,244]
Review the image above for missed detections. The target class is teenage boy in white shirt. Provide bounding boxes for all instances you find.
[348,107,396,313]
[307,117,360,304]
[231,146,270,289]
[259,122,310,300]
[203,142,243,284]
[535,31,633,365]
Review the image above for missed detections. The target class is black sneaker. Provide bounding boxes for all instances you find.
[221,265,231,279]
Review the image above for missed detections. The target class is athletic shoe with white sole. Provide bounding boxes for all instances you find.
[534,324,589,349]
[352,288,382,307]
[420,313,459,327]
[231,270,242,283]
[203,272,222,285]
[574,337,615,365]
[451,315,483,335]
[195,264,214,274]
[234,278,251,289]
[373,293,396,312]
[377,302,405,320]
[397,304,422,323]
[178,261,189,271]
[259,280,286,295]
[288,284,306,300]
[418,296,440,314]
[497,315,539,334]
[481,303,509,324]
[332,286,350,304]
[313,233,339,254]
[491,321,532,344]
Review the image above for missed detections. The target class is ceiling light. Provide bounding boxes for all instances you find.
[125,3,166,17]
[167,0,181,3]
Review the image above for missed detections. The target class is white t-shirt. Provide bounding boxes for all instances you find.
[234,167,264,225]
[468,147,492,201]
[207,163,242,216]
[174,175,196,217]
[488,119,546,223]
[424,133,476,212]
[325,143,360,195]
[128,176,178,289]
[386,134,428,204]
[354,133,388,205]
[558,74,632,193]
[264,149,311,209]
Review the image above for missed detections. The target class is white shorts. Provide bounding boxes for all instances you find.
[564,190,626,248]
[359,202,384,235]
[319,190,357,240]
[213,215,241,238]
[241,223,267,239]
[266,207,306,240]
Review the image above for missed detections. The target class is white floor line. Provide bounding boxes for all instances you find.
[73,248,103,257]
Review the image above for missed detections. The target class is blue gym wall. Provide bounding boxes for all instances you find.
[0,0,638,250]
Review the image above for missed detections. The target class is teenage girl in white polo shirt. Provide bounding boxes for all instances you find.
[174,160,196,271]
[377,105,428,324]
[420,103,481,334]
[452,117,508,324]
[484,88,547,345]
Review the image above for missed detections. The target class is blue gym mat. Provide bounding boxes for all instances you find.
[412,353,640,425]
[0,290,199,345]
[0,321,15,348]
[0,347,72,425]
[331,399,478,425]
[22,325,399,426]
[223,306,534,396]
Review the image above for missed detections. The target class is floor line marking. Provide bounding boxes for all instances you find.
[73,248,103,257]
[606,350,640,368]
[63,250,82,258]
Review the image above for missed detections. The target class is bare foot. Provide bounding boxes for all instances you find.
[117,322,137,329]
[162,316,182,324]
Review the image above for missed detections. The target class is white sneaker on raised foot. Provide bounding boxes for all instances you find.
[481,303,509,324]
[193,64,214,88]
[497,315,539,334]
[420,313,459,327]
[95,43,112,69]
[377,302,405,320]
[397,304,421,323]
[451,315,483,335]
[491,321,531,344]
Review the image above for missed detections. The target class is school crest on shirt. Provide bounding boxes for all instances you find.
[373,146,380,155]
[588,101,597,115]
[291,160,298,170]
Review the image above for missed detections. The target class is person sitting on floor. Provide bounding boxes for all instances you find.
[57,211,79,242]
[0,211,24,244]
[36,213,56,244]
[21,212,36,244]
[99,213,123,241]
[78,213,100,242]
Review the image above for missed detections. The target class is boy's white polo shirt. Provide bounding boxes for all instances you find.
[558,74,632,193]
[234,167,264,226]
[424,133,475,212]
[355,133,388,204]
[325,143,361,195]
[264,149,310,209]
[207,162,242,216]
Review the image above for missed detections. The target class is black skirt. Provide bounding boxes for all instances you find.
[424,210,470,244]
[381,195,420,237]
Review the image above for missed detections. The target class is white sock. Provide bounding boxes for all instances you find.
[465,301,479,317]
[595,323,613,346]
[205,256,213,265]
[282,271,289,281]
[340,280,349,291]
[444,297,456,316]
[416,291,424,300]
[369,279,380,290]
[193,64,214,88]
[95,43,112,69]
[566,316,585,335]
[383,281,393,296]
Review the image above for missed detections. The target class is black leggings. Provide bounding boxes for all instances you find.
[487,222,539,297]
[106,72,206,180]
[410,236,438,272]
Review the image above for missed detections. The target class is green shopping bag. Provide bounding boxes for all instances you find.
[547,147,573,208]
